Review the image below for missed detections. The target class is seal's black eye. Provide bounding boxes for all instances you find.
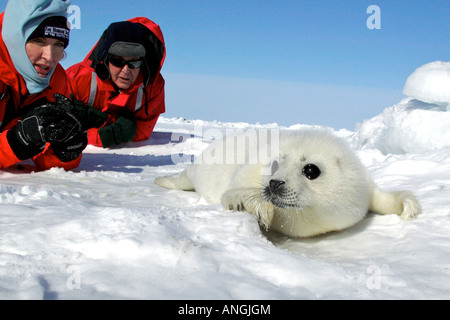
[302,164,321,180]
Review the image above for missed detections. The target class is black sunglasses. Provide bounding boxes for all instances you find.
[108,56,143,69]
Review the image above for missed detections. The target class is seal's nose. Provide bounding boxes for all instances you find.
[269,179,285,193]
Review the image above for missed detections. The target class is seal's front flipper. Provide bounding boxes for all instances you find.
[221,188,274,229]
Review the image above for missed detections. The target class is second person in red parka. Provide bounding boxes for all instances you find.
[67,17,166,148]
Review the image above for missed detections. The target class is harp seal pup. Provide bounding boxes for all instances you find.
[155,128,421,237]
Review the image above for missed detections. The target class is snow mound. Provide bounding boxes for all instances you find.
[353,61,450,154]
[402,61,450,110]
[354,98,450,154]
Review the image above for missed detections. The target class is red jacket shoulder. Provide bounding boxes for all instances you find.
[66,63,94,103]
[50,65,70,95]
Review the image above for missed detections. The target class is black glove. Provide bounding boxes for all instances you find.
[53,94,107,130]
[7,104,65,160]
[7,103,87,162]
[50,129,87,163]
[43,100,88,162]
[98,116,137,148]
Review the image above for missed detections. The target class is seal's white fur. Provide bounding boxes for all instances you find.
[155,129,421,237]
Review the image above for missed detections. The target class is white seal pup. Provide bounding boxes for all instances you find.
[155,128,421,237]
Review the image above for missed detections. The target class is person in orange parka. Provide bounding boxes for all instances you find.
[0,0,93,171]
[67,17,166,148]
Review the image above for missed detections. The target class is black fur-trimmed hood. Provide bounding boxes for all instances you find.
[87,17,165,87]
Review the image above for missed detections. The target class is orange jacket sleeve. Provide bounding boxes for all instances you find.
[32,144,82,171]
[0,128,21,169]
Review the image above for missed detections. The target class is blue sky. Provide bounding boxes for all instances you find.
[2,0,449,129]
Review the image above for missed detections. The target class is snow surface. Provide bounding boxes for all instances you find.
[0,62,449,300]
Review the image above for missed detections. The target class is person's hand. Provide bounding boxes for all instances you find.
[53,93,108,130]
[50,129,87,163]
[7,102,87,162]
[98,116,137,148]
[7,108,47,160]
